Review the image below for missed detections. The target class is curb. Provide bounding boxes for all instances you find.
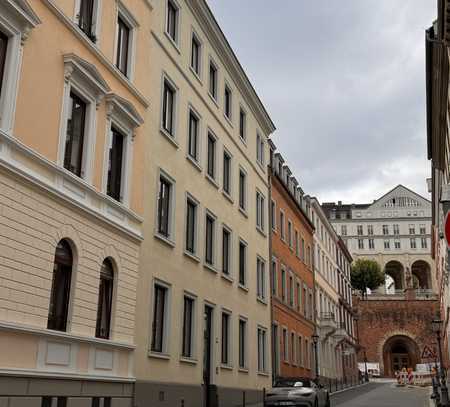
[330,381,370,396]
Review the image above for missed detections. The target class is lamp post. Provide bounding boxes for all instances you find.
[432,318,449,406]
[312,333,320,382]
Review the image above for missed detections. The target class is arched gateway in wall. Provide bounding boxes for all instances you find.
[382,335,420,377]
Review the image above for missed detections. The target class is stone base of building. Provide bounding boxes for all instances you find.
[0,375,133,406]
[134,380,264,407]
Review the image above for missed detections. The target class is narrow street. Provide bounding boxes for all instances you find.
[331,381,430,407]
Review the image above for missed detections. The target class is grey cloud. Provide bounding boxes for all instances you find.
[208,0,435,202]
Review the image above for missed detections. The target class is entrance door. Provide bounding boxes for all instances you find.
[392,353,410,372]
[203,305,213,407]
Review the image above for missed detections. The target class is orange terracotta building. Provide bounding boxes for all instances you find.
[269,148,316,380]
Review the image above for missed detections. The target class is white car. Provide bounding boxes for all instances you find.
[264,378,330,407]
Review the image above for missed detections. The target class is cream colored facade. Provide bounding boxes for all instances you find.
[134,1,275,406]
[0,0,151,406]
[310,199,344,380]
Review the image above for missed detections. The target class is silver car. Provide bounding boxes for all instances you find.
[264,378,330,407]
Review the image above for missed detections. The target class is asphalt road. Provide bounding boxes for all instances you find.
[331,381,430,407]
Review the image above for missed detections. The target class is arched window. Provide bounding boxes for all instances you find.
[47,240,73,331]
[96,259,114,339]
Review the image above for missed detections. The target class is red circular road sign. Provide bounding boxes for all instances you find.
[446,212,450,247]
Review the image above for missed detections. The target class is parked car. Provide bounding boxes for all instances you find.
[264,377,330,407]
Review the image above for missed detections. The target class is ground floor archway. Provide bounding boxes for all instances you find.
[384,260,404,293]
[382,335,420,377]
[411,260,431,290]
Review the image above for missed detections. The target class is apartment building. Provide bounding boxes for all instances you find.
[134,1,276,406]
[310,198,346,380]
[0,0,152,406]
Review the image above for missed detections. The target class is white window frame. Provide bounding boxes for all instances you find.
[239,104,247,143]
[149,278,171,356]
[221,223,233,279]
[238,316,248,369]
[257,325,268,373]
[189,27,202,80]
[73,0,102,42]
[221,308,232,367]
[154,168,176,245]
[180,291,197,360]
[0,1,40,133]
[208,56,219,103]
[102,94,143,205]
[186,103,202,168]
[271,199,277,231]
[256,189,266,233]
[256,255,266,302]
[204,208,217,270]
[114,2,138,80]
[256,131,265,168]
[160,72,179,144]
[238,238,248,288]
[184,192,200,260]
[165,0,181,48]
[206,128,218,185]
[280,209,285,241]
[59,54,110,183]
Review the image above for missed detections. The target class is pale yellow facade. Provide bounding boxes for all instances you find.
[134,1,275,405]
[0,0,152,405]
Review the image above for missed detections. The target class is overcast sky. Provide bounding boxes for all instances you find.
[208,1,436,204]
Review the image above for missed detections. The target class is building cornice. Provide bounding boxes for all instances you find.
[185,0,275,136]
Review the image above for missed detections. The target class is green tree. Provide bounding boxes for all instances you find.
[351,259,385,299]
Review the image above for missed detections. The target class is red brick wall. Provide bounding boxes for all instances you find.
[270,173,315,378]
[354,296,439,376]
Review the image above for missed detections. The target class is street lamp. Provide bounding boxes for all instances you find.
[432,318,449,406]
[312,334,320,382]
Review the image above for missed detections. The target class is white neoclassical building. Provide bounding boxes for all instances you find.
[322,185,435,296]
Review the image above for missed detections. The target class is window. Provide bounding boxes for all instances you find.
[166,0,179,43]
[296,282,301,311]
[239,240,247,286]
[298,336,303,366]
[190,32,201,75]
[420,224,426,234]
[162,79,176,137]
[106,126,125,201]
[291,332,296,364]
[295,230,299,256]
[223,150,232,195]
[368,239,374,250]
[222,227,231,275]
[95,259,114,339]
[239,108,246,141]
[47,240,73,332]
[224,84,232,120]
[367,225,373,235]
[257,327,267,372]
[209,60,218,99]
[410,238,416,249]
[151,283,168,353]
[409,224,415,235]
[257,257,266,300]
[78,0,95,41]
[289,275,294,306]
[341,225,347,236]
[239,168,247,211]
[182,295,194,358]
[382,225,389,235]
[271,200,276,231]
[205,212,216,266]
[394,239,401,249]
[157,174,173,239]
[221,312,230,365]
[185,196,198,255]
[357,225,363,235]
[281,268,286,302]
[256,191,265,232]
[91,398,111,407]
[288,221,293,248]
[358,239,364,249]
[116,16,130,76]
[64,92,87,177]
[421,237,427,249]
[239,318,247,368]
[280,211,285,240]
[187,109,199,162]
[207,132,216,180]
[42,397,67,407]
[393,224,400,235]
[384,240,390,250]
[301,239,305,262]
[271,259,277,296]
[256,133,265,166]
[282,328,288,362]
